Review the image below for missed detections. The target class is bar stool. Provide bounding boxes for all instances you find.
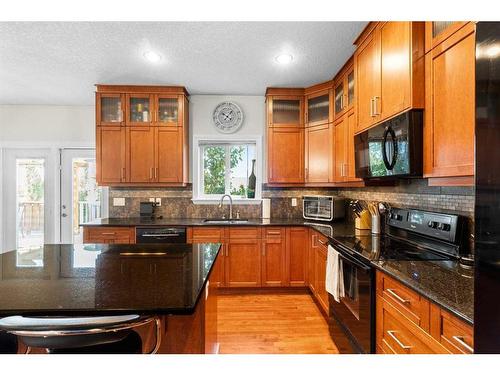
[0,331,19,353]
[0,315,161,354]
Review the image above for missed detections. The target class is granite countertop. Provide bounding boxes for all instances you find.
[82,217,474,324]
[0,243,221,316]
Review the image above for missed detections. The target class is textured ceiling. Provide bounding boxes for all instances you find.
[0,22,367,105]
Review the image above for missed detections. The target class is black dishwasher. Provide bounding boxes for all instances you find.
[136,227,187,243]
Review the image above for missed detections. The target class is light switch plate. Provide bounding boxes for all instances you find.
[291,198,297,207]
[155,197,162,206]
[113,197,125,207]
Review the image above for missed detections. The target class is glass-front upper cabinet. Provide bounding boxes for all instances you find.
[154,95,180,126]
[425,21,468,52]
[347,70,355,108]
[126,94,153,125]
[306,91,330,126]
[271,98,302,127]
[96,94,124,126]
[334,82,344,117]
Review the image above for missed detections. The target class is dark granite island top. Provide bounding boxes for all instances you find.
[0,243,221,316]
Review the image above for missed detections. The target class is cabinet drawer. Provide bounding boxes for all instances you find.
[84,226,134,244]
[378,297,447,354]
[264,227,284,238]
[229,227,261,239]
[431,305,474,354]
[376,272,430,331]
[190,227,224,241]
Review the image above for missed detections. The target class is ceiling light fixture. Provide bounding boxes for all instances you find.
[275,54,293,65]
[143,50,162,63]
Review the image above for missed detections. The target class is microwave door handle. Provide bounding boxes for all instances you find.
[382,126,397,171]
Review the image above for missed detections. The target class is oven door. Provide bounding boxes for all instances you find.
[329,249,374,353]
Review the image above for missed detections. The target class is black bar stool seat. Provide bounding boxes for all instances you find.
[0,315,161,354]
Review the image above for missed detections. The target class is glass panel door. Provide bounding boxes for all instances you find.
[334,83,344,115]
[307,94,330,124]
[347,71,355,107]
[127,95,151,125]
[60,149,107,244]
[156,96,179,125]
[15,158,45,267]
[99,95,123,124]
[272,99,301,125]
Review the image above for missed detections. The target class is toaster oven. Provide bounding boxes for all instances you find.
[302,196,345,221]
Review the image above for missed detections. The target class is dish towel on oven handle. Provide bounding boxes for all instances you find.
[326,244,345,302]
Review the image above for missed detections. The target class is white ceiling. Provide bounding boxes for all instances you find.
[0,22,367,105]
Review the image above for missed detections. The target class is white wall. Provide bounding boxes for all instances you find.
[188,95,266,182]
[0,105,95,147]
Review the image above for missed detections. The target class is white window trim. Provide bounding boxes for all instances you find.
[192,135,262,205]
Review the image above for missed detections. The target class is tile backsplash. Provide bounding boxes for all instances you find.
[108,179,474,219]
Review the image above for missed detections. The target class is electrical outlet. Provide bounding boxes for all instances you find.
[155,197,162,206]
[149,198,155,203]
[291,198,297,207]
[113,197,125,207]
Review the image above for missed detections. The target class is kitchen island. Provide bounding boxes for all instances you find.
[0,243,221,354]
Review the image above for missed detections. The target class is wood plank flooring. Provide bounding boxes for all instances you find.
[217,292,339,354]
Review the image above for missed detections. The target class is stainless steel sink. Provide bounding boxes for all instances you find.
[203,219,249,224]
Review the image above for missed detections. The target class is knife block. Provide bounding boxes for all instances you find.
[355,210,372,230]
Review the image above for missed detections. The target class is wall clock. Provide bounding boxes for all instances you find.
[212,102,244,133]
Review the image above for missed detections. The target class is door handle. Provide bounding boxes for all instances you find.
[370,98,374,117]
[386,289,410,304]
[387,330,412,350]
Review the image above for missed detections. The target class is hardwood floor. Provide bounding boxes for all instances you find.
[217,292,339,354]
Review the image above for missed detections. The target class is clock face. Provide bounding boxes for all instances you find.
[212,102,244,133]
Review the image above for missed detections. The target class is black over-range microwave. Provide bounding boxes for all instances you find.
[354,109,423,179]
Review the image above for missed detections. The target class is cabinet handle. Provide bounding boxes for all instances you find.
[340,94,343,110]
[267,230,281,235]
[387,330,412,350]
[121,167,125,181]
[373,96,380,116]
[150,167,153,180]
[452,336,474,353]
[343,94,348,109]
[386,289,410,304]
[318,239,327,246]
[370,98,374,117]
[262,244,266,257]
[101,232,116,235]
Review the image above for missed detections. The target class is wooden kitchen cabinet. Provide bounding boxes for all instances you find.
[334,109,361,183]
[286,227,308,287]
[267,126,305,184]
[423,22,475,185]
[333,58,354,120]
[425,21,469,53]
[225,238,262,288]
[96,126,126,184]
[305,123,333,183]
[309,230,329,315]
[346,110,361,182]
[305,83,333,127]
[95,85,189,187]
[354,22,424,133]
[262,227,286,287]
[376,271,473,354]
[266,88,305,185]
[126,126,156,183]
[83,226,135,244]
[96,93,125,126]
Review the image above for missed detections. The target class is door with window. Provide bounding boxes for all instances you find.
[60,149,107,244]
[2,149,54,267]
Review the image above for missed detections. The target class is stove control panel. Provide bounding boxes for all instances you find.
[387,208,461,243]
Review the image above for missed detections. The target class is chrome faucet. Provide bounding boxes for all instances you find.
[219,194,233,220]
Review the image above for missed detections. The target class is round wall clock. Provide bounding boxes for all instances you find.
[212,102,244,133]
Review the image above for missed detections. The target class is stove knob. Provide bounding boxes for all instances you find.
[428,221,437,228]
[442,223,451,231]
[437,222,444,230]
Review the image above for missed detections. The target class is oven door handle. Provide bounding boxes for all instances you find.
[139,233,181,237]
[336,249,372,272]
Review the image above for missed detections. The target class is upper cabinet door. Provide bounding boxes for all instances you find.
[155,127,182,183]
[126,127,156,183]
[346,69,355,110]
[126,94,153,126]
[267,127,304,184]
[305,123,333,183]
[269,96,303,127]
[424,23,475,180]
[306,91,331,126]
[96,126,126,184]
[379,22,412,120]
[154,95,180,126]
[355,30,381,133]
[425,22,469,53]
[96,93,125,126]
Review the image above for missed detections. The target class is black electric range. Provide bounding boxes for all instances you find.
[327,207,468,354]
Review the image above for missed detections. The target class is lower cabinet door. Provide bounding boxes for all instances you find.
[262,230,286,287]
[287,227,308,286]
[315,245,329,314]
[225,239,262,287]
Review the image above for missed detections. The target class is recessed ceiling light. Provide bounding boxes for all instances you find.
[275,54,293,65]
[143,51,162,63]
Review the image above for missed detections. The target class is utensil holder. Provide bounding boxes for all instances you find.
[371,214,381,234]
[355,210,372,230]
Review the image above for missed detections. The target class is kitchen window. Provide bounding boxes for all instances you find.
[193,138,261,204]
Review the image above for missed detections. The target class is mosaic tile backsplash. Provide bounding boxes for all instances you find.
[108,179,474,219]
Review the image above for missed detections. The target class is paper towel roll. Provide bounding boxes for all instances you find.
[262,198,271,219]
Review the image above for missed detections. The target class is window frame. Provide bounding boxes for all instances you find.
[192,136,262,205]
